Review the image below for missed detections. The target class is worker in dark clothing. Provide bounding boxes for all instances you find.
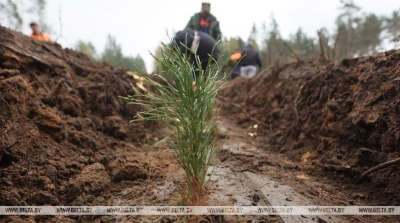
[186,2,221,40]
[171,28,219,82]
[239,44,262,78]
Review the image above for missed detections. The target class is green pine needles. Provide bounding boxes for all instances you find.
[121,41,225,205]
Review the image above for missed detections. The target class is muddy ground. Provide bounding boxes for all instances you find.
[0,25,399,223]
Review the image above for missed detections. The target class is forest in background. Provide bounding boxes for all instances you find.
[1,0,400,75]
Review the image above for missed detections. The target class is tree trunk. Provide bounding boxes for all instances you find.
[347,15,352,58]
[270,33,276,68]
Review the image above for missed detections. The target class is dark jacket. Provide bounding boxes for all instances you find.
[239,45,262,67]
[173,28,219,69]
[186,12,221,40]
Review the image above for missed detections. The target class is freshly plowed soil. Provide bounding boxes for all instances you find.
[1,24,400,223]
[0,26,174,222]
[220,52,400,206]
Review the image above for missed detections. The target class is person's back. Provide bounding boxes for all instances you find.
[29,22,51,42]
[186,2,221,40]
[173,28,219,68]
[239,44,261,78]
[172,28,219,82]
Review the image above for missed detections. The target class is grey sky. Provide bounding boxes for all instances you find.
[33,0,399,72]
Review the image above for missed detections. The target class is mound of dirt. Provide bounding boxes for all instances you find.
[0,25,164,216]
[220,51,400,205]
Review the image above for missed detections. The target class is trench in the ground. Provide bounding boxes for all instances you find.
[106,117,398,223]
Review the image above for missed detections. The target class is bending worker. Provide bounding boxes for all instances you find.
[239,44,262,78]
[171,28,219,82]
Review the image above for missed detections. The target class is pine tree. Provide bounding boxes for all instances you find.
[248,23,258,45]
[357,13,383,55]
[337,0,361,58]
[101,35,147,73]
[385,10,400,48]
[0,0,23,30]
[75,40,97,60]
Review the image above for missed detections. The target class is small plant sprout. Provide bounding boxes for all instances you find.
[121,41,226,205]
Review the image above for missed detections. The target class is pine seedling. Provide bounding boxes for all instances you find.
[121,41,225,205]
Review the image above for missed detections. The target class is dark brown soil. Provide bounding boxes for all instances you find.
[219,52,400,206]
[0,25,173,222]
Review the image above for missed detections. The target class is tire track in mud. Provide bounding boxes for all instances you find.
[211,114,400,223]
[209,118,342,223]
[208,151,340,223]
